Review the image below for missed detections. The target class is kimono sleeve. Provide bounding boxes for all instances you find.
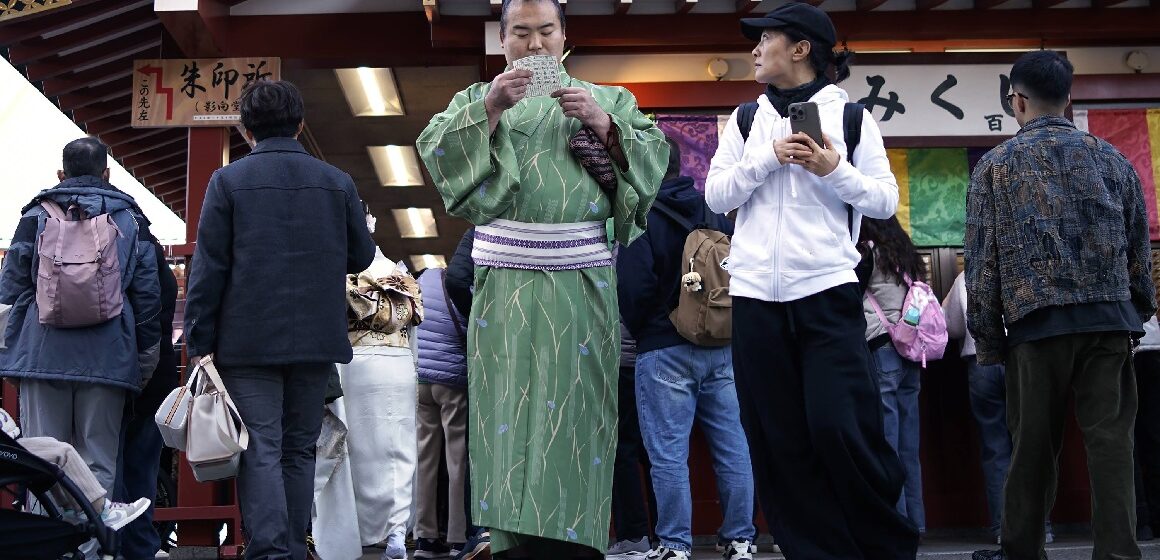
[605,87,668,246]
[417,84,521,225]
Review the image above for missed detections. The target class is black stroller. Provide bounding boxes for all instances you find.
[0,430,119,559]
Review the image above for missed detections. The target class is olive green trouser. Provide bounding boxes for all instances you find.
[1003,332,1140,560]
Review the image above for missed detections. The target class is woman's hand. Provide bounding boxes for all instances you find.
[782,132,841,177]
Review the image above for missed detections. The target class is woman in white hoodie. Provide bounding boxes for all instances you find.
[705,4,917,559]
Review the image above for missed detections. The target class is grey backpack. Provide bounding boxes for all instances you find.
[36,200,125,328]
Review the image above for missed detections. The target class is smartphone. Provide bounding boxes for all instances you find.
[789,101,825,147]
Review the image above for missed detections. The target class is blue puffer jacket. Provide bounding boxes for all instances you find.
[416,268,468,387]
[0,177,162,392]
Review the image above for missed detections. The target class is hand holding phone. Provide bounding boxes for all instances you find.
[781,102,841,177]
[789,102,824,147]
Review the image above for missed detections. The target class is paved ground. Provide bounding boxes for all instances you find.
[355,537,1160,559]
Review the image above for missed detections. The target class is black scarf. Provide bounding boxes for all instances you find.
[765,75,832,118]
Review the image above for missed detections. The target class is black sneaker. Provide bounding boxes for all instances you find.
[415,537,452,559]
[454,531,491,560]
[972,551,1004,560]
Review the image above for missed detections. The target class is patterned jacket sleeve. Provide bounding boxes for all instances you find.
[1123,160,1158,325]
[965,157,1006,365]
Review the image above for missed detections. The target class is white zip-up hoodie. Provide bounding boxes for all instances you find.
[706,84,899,303]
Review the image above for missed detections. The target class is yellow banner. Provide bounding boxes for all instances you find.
[131,58,281,128]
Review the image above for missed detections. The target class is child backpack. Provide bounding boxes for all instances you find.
[651,201,732,347]
[866,273,948,367]
[36,200,125,328]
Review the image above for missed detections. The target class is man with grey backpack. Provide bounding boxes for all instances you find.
[0,137,162,541]
[616,136,755,560]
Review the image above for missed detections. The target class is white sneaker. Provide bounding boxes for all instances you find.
[101,498,151,531]
[722,539,754,560]
[715,538,758,554]
[646,546,690,560]
[607,536,651,558]
[382,532,407,560]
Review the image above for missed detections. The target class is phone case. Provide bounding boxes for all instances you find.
[789,102,824,147]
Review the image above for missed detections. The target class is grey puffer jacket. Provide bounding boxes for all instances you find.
[0,177,161,391]
[416,268,468,387]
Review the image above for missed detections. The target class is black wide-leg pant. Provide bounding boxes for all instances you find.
[732,284,919,560]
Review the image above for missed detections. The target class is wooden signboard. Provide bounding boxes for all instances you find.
[131,57,280,128]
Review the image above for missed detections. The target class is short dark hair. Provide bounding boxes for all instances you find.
[239,80,305,141]
[665,136,681,180]
[499,0,565,39]
[1010,50,1073,108]
[62,137,108,178]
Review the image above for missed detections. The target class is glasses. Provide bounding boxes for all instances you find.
[1006,92,1030,103]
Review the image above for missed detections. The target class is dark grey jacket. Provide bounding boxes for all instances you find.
[183,137,376,367]
[965,115,1157,364]
[0,178,161,391]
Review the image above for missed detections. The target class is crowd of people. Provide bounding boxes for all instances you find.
[1,1,1156,560]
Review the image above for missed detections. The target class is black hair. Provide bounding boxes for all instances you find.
[664,136,681,180]
[1010,50,1073,108]
[62,137,109,178]
[499,0,566,39]
[859,216,924,285]
[782,28,853,84]
[239,80,305,141]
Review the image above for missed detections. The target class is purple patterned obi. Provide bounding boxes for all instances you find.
[472,219,613,271]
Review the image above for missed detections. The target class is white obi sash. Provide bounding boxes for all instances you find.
[472,219,613,271]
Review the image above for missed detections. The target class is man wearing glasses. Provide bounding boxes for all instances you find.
[966,51,1154,560]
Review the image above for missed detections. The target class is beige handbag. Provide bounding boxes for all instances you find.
[155,360,200,451]
[185,355,250,482]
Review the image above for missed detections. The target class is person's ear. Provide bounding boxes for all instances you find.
[792,40,812,63]
[101,168,111,182]
[57,170,67,182]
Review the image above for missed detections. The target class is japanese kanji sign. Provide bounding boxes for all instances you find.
[131,57,280,128]
[844,64,1017,137]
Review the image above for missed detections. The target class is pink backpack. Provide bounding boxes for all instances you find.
[866,274,947,367]
[35,200,125,328]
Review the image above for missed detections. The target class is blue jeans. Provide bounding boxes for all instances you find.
[115,408,165,560]
[872,345,926,533]
[636,344,755,553]
[966,357,1012,537]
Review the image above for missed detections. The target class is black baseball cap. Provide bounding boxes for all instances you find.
[741,2,837,48]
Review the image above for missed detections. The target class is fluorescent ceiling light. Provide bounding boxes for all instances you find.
[335,67,405,117]
[944,47,1037,53]
[392,207,439,239]
[859,49,913,53]
[368,145,425,186]
[410,254,447,270]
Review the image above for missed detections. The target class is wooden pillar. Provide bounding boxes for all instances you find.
[165,126,240,558]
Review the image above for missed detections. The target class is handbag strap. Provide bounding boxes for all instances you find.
[195,355,250,450]
[441,272,466,343]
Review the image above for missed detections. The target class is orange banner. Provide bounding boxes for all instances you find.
[131,58,281,128]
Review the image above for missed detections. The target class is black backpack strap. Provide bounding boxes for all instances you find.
[843,102,864,164]
[842,102,865,236]
[650,199,697,233]
[736,102,759,142]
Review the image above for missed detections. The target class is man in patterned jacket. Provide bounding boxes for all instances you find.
[967,50,1156,560]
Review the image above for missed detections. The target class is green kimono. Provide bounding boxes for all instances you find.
[417,67,667,553]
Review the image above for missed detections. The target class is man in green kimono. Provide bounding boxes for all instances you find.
[417,0,667,557]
